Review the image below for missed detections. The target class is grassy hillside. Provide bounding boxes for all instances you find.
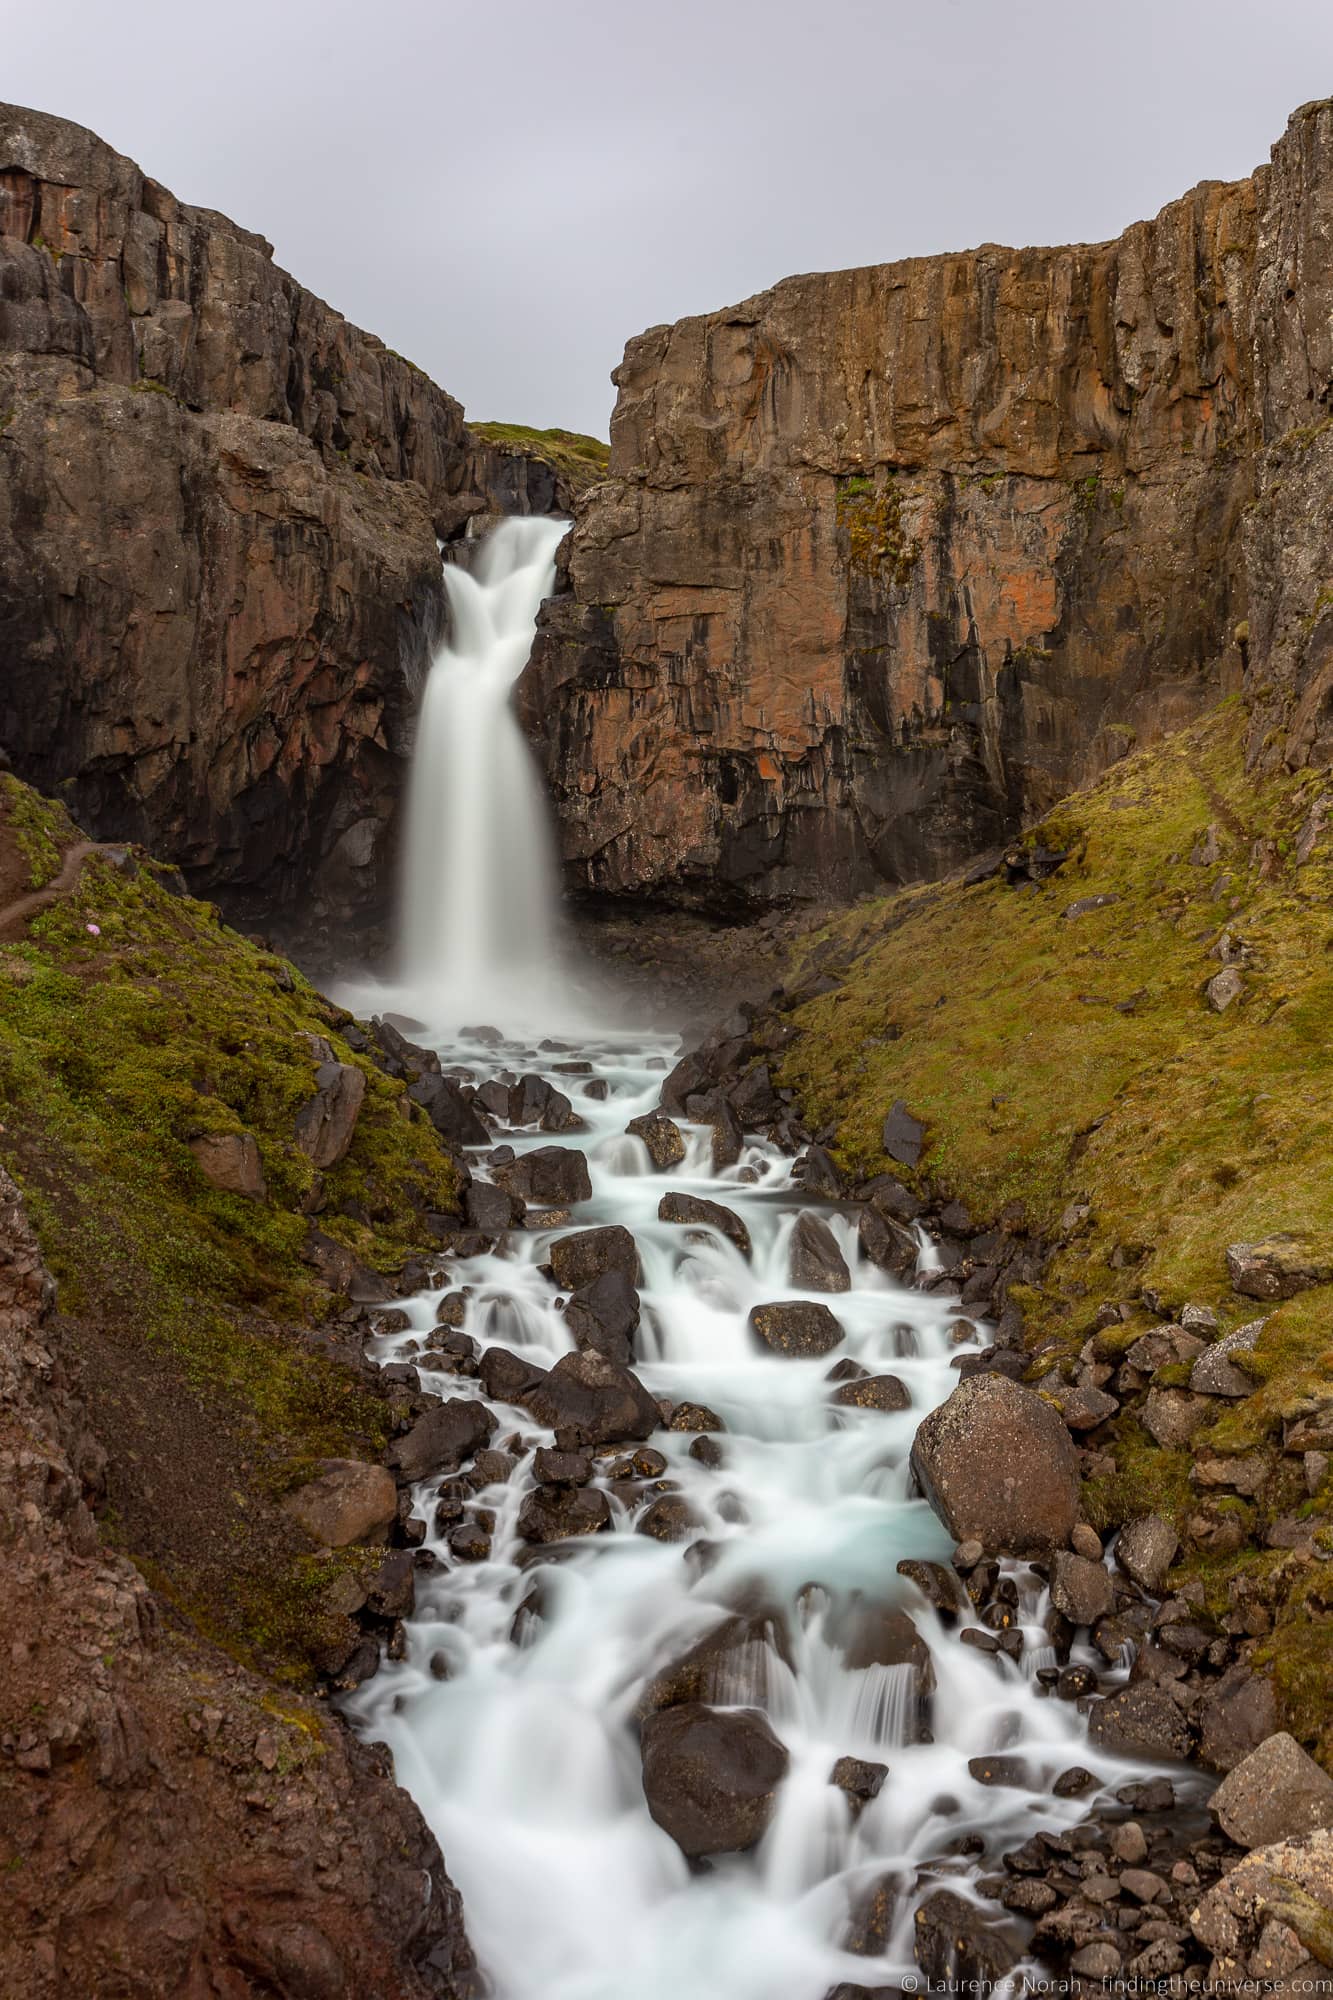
[469,420,610,494]
[775,704,1333,1758]
[0,778,462,1677]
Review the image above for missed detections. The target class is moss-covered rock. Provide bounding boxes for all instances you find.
[0,780,463,1681]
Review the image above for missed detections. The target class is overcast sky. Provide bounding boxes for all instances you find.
[7,1,1333,436]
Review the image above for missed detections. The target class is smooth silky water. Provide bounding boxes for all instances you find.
[342,526,1169,2000]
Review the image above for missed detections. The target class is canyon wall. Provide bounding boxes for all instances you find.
[525,99,1333,909]
[0,103,573,947]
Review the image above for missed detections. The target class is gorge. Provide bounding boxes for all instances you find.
[3,88,1333,2000]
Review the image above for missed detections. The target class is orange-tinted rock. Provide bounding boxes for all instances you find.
[525,101,1333,908]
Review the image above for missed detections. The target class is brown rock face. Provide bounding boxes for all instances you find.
[0,102,570,952]
[524,100,1333,910]
[0,1165,475,1999]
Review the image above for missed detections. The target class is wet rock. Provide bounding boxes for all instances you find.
[788,1211,852,1293]
[447,1522,491,1562]
[525,1349,660,1443]
[1209,1733,1333,1848]
[857,1204,918,1279]
[689,1435,723,1468]
[479,1346,550,1405]
[842,1870,902,1957]
[748,1300,844,1358]
[626,1111,687,1169]
[533,1447,592,1487]
[1227,1236,1332,1301]
[895,1559,968,1617]
[1071,1523,1103,1559]
[829,1756,887,1815]
[364,1550,415,1620]
[1191,1317,1266,1396]
[882,1099,926,1168]
[435,1291,470,1328]
[667,1402,726,1432]
[909,1374,1082,1557]
[564,1268,641,1366]
[494,1146,593,1206]
[1087,1683,1194,1761]
[967,1755,1031,1787]
[409,1072,491,1147]
[1116,1513,1180,1591]
[828,1601,936,1695]
[386,1399,497,1483]
[658,1190,752,1259]
[635,1494,701,1542]
[999,1878,1059,1915]
[1053,1767,1098,1797]
[517,1483,612,1544]
[639,1703,789,1857]
[189,1129,266,1199]
[913,1887,1022,1994]
[832,1373,910,1412]
[465,1180,523,1234]
[281,1459,397,1547]
[470,1448,518,1486]
[797,1145,843,1197]
[294,1060,367,1169]
[636,1611,791,1718]
[1056,1663,1098,1700]
[1050,1551,1114,1626]
[549,1224,640,1292]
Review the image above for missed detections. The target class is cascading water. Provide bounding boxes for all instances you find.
[340,513,587,1037]
[343,520,1183,1999]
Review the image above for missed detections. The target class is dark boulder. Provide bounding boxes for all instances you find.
[564,1268,641,1366]
[294,1060,367,1169]
[1087,1683,1194,1761]
[658,1191,752,1260]
[857,1204,918,1278]
[748,1301,844,1358]
[525,1349,659,1443]
[829,1756,887,1816]
[407,1072,490,1148]
[478,1346,551,1406]
[494,1147,593,1206]
[788,1211,851,1293]
[1197,1665,1279,1774]
[517,1483,611,1544]
[909,1374,1081,1556]
[913,1889,1022,1995]
[464,1180,523,1234]
[833,1374,910,1412]
[635,1493,701,1542]
[1049,1551,1114,1626]
[386,1399,497,1483]
[639,1703,789,1857]
[626,1111,687,1169]
[549,1224,639,1293]
[882,1099,926,1168]
[636,1611,792,1718]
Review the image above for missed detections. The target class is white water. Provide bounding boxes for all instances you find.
[339,514,598,1038]
[349,1031,1169,2000]
[343,518,1176,1998]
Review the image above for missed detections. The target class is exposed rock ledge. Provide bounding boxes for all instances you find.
[524,97,1333,911]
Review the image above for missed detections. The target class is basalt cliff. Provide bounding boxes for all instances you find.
[525,98,1333,910]
[0,103,592,952]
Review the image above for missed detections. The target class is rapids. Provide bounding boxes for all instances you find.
[343,519,1172,2000]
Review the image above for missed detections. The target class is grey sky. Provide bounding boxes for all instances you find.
[7,0,1333,437]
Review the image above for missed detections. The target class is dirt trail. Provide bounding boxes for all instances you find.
[0,840,117,938]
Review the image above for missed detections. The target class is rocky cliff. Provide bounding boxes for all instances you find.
[526,99,1333,910]
[0,103,575,950]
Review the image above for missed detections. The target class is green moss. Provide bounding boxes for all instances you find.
[0,781,464,1679]
[772,704,1333,1756]
[835,474,920,585]
[469,421,610,494]
[0,775,75,889]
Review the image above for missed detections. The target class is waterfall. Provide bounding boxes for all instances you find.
[338,514,580,1036]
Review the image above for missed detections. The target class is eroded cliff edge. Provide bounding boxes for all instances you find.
[0,102,581,951]
[526,99,1333,910]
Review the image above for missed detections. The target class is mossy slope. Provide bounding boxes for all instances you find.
[469,420,609,494]
[776,703,1333,1756]
[0,782,461,1678]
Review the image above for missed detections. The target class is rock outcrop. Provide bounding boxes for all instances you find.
[524,99,1333,910]
[0,102,573,951]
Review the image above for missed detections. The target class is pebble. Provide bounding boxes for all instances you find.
[1111,1820,1148,1865]
[953,1538,985,1570]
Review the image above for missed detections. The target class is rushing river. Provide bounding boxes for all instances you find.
[341,519,1161,2000]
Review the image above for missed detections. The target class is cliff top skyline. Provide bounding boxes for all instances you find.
[7,0,1333,437]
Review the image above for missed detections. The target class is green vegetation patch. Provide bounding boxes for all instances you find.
[469,420,610,494]
[0,780,462,1677]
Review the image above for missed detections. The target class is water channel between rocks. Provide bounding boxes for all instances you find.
[347,1026,1178,2000]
